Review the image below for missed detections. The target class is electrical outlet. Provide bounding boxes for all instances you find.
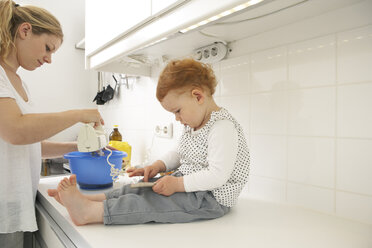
[155,123,173,138]
[194,42,228,63]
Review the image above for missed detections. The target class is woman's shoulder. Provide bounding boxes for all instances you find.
[0,64,7,79]
[0,65,16,97]
[0,65,10,84]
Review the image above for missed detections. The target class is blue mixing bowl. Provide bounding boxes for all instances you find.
[64,150,126,190]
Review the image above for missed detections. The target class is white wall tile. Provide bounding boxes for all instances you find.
[149,135,179,163]
[250,135,287,180]
[248,176,286,202]
[231,1,372,58]
[251,92,288,135]
[337,25,372,84]
[119,106,146,130]
[239,183,250,199]
[336,192,372,225]
[211,63,221,97]
[287,183,334,214]
[251,47,287,92]
[144,99,173,130]
[124,130,150,166]
[214,96,223,107]
[219,95,250,134]
[220,55,250,96]
[289,35,336,88]
[337,139,372,196]
[118,78,146,107]
[288,87,336,136]
[288,137,335,188]
[337,83,372,138]
[142,78,158,105]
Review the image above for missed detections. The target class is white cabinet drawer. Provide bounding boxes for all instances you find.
[35,201,74,248]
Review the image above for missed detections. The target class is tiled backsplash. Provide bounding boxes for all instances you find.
[99,3,372,224]
[217,24,372,225]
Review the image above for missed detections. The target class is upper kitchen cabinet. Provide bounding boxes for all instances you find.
[85,0,186,76]
[84,0,256,76]
[85,0,183,55]
[151,0,181,16]
[85,0,365,77]
[85,0,151,75]
[85,0,151,56]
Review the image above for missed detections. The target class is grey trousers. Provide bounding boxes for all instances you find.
[0,232,23,248]
[103,174,229,225]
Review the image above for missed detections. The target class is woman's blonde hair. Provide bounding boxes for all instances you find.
[0,0,63,63]
[157,58,217,101]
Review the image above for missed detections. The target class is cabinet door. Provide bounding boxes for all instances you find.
[35,201,74,248]
[86,0,152,55]
[151,0,181,16]
[35,208,65,248]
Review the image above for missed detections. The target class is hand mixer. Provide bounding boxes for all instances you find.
[77,123,107,155]
[76,123,125,182]
[76,124,154,187]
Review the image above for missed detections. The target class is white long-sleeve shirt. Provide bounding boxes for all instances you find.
[161,120,238,192]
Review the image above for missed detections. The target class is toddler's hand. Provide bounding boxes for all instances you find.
[152,176,184,196]
[127,165,159,182]
[126,167,145,177]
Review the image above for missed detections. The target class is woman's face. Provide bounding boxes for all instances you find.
[15,23,62,71]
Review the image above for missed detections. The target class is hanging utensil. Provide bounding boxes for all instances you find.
[102,84,114,102]
[120,74,129,89]
[93,72,106,105]
[112,75,119,92]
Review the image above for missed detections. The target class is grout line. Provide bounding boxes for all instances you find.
[248,53,252,193]
[336,136,372,140]
[285,45,289,203]
[334,189,372,199]
[251,174,372,199]
[229,22,372,63]
[251,84,337,94]
[334,32,338,214]
[216,79,372,98]
[336,79,372,86]
[249,133,372,140]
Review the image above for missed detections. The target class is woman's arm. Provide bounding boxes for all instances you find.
[41,140,77,159]
[0,98,103,145]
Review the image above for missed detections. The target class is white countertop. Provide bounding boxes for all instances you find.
[37,175,372,248]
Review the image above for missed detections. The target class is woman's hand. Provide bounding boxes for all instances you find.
[78,109,104,127]
[152,176,184,196]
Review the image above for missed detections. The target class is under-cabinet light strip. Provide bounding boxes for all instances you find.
[179,0,264,33]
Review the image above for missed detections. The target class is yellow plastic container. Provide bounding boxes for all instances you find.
[109,140,132,170]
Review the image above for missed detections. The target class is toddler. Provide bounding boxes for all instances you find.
[48,58,250,225]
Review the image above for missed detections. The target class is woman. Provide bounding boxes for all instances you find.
[0,0,103,246]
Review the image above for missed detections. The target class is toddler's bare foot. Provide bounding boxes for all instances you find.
[58,174,104,226]
[47,188,63,206]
